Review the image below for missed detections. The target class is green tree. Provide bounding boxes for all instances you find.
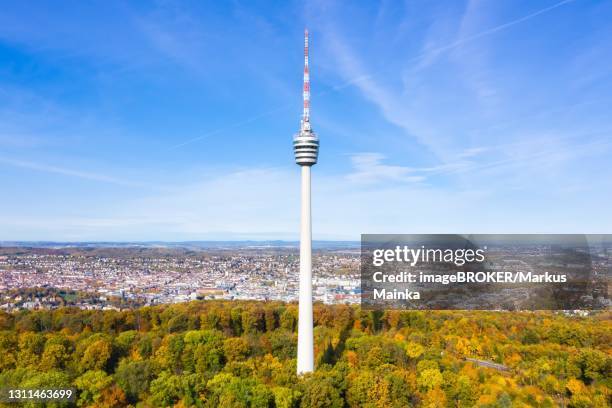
[81,339,112,371]
[272,386,301,408]
[569,348,611,383]
[74,370,113,406]
[20,370,72,408]
[300,377,343,408]
[224,337,250,362]
[40,342,71,370]
[149,370,183,407]
[206,373,268,408]
[113,330,138,358]
[417,368,443,391]
[115,359,156,403]
[17,332,46,368]
[280,307,298,332]
[0,331,18,370]
[405,341,424,360]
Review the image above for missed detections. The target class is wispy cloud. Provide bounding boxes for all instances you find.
[170,104,292,149]
[0,156,145,187]
[319,0,578,94]
[134,6,210,75]
[346,153,424,184]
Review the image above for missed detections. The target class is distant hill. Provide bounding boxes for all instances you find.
[0,240,359,250]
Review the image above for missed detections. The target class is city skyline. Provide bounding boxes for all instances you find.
[1,0,612,241]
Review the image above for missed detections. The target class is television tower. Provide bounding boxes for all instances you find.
[294,28,318,375]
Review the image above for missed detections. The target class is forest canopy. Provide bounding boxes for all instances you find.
[0,301,610,407]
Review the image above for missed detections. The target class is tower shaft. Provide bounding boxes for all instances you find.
[297,165,314,374]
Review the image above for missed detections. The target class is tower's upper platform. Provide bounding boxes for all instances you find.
[294,127,319,166]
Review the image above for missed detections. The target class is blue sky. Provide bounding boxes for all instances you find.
[1,0,611,241]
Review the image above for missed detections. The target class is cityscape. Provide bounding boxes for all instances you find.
[0,244,360,311]
[2,240,609,313]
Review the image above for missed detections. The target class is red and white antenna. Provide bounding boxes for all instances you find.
[302,29,310,129]
[294,28,319,167]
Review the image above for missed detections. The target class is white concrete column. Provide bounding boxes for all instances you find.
[297,165,314,374]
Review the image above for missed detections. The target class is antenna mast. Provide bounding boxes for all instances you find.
[302,29,310,130]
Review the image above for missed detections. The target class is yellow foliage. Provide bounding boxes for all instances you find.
[476,393,496,405]
[346,350,358,368]
[405,341,424,359]
[422,388,447,408]
[566,378,587,395]
[130,349,142,361]
[506,352,522,367]
[523,385,546,404]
